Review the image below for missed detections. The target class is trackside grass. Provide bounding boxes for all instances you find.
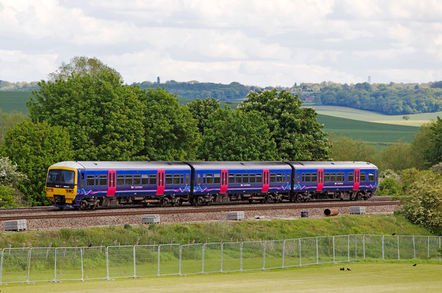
[2,263,442,293]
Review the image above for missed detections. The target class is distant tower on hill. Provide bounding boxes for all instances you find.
[157,76,160,84]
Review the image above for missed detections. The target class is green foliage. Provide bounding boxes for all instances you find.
[3,121,74,205]
[378,177,402,196]
[0,110,27,142]
[0,185,18,208]
[376,143,417,171]
[199,108,276,160]
[401,169,442,234]
[0,156,27,186]
[239,89,329,160]
[0,91,31,113]
[139,88,201,160]
[186,98,221,134]
[329,136,376,162]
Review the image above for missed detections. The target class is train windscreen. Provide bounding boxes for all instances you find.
[46,169,75,188]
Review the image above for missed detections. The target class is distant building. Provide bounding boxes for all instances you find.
[157,76,160,84]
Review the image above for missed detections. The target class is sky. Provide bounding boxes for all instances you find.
[1,0,442,86]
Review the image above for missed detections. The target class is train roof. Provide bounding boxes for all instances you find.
[290,161,378,170]
[49,161,191,171]
[187,161,292,171]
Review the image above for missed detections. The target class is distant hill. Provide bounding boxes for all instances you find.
[0,80,38,91]
[133,80,263,103]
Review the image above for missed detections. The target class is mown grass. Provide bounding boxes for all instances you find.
[3,263,442,293]
[318,114,419,147]
[0,90,31,113]
[0,214,431,248]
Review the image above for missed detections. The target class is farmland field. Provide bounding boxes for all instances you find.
[3,263,442,293]
[0,90,31,113]
[310,105,442,126]
[317,114,419,147]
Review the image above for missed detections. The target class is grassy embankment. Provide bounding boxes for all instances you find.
[0,90,30,113]
[0,214,431,248]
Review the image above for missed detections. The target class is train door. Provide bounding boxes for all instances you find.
[220,169,228,194]
[156,169,165,195]
[353,169,360,190]
[107,169,116,197]
[317,168,324,191]
[262,169,269,192]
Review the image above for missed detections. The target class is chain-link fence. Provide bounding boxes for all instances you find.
[0,234,440,284]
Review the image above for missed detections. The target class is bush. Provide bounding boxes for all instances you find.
[0,185,18,208]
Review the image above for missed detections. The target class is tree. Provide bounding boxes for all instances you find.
[0,157,28,207]
[199,108,276,160]
[239,89,329,160]
[410,118,442,168]
[139,88,201,160]
[329,136,376,162]
[186,98,221,135]
[376,143,417,171]
[3,121,74,205]
[28,57,145,160]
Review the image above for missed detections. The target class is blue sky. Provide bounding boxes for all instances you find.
[1,0,441,86]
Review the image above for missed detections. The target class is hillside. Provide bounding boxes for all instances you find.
[0,90,31,113]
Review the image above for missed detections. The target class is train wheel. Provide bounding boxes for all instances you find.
[80,200,88,210]
[161,197,170,207]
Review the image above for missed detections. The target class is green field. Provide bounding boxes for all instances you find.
[3,263,442,293]
[311,105,442,126]
[0,90,31,113]
[318,114,419,147]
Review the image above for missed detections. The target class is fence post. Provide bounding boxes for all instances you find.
[202,244,205,274]
[53,248,57,282]
[157,245,161,277]
[316,237,319,264]
[347,235,350,262]
[397,235,400,260]
[427,236,430,258]
[133,245,137,278]
[220,243,224,273]
[413,236,416,259]
[80,248,84,281]
[240,242,243,272]
[0,249,3,285]
[105,247,110,280]
[26,248,32,283]
[179,245,182,276]
[298,238,302,267]
[262,241,266,271]
[363,235,366,259]
[332,236,336,263]
[381,235,385,260]
[282,240,286,269]
[439,237,441,262]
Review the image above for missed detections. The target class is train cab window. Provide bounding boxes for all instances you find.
[99,175,107,186]
[165,175,173,185]
[229,174,235,184]
[368,173,374,182]
[117,175,124,185]
[141,175,149,185]
[173,175,181,185]
[360,173,366,182]
[149,175,156,185]
[87,175,95,186]
[214,173,220,184]
[133,175,141,185]
[348,172,354,182]
[250,174,256,183]
[125,175,133,185]
[256,174,262,183]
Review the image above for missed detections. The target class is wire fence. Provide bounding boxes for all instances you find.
[0,234,441,284]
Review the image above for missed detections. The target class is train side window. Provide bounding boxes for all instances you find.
[117,175,124,185]
[87,175,95,186]
[125,175,133,185]
[185,174,189,185]
[256,174,262,183]
[197,174,201,185]
[166,175,173,185]
[250,174,256,183]
[214,173,220,184]
[348,172,354,182]
[149,175,156,185]
[369,173,374,182]
[324,173,330,182]
[270,174,276,183]
[133,175,141,185]
[235,174,242,183]
[206,174,213,184]
[336,173,344,182]
[99,175,107,186]
[141,175,149,185]
[330,173,336,182]
[229,174,235,184]
[173,175,181,185]
[311,173,317,182]
[360,173,366,182]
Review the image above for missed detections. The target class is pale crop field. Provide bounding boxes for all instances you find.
[309,105,442,126]
[3,263,442,293]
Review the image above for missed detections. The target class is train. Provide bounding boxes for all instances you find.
[45,161,378,210]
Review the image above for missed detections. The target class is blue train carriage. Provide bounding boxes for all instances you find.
[188,162,292,205]
[46,161,192,209]
[290,161,378,201]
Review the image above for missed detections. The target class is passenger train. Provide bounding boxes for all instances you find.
[45,161,378,210]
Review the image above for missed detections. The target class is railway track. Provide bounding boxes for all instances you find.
[0,199,399,221]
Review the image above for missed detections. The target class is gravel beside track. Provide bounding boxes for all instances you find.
[0,199,400,231]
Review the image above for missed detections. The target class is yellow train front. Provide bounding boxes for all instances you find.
[45,162,78,208]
